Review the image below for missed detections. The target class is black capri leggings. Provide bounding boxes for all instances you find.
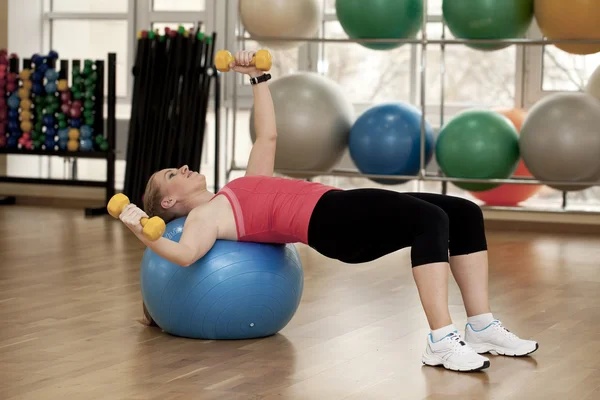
[307,189,487,267]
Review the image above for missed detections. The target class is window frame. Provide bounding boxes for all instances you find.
[42,0,215,110]
[519,20,597,109]
[522,21,551,108]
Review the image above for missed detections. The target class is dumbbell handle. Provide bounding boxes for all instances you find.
[107,193,165,241]
[229,53,257,66]
[215,49,272,72]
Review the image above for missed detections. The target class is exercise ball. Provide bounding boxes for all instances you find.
[534,0,600,55]
[585,65,600,102]
[348,102,434,185]
[249,72,354,178]
[442,0,534,51]
[520,93,600,191]
[141,217,304,340]
[335,0,423,50]
[436,109,520,192]
[469,108,543,206]
[239,0,321,50]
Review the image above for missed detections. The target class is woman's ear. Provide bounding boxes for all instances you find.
[161,196,176,210]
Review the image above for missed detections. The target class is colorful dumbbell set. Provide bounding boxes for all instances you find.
[0,49,109,152]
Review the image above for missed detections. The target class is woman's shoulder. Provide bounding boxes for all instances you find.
[187,200,222,226]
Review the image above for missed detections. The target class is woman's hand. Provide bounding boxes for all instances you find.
[119,203,148,236]
[230,50,264,78]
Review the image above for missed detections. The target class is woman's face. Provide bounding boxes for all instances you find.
[156,165,207,201]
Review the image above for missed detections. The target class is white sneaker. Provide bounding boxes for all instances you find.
[465,320,539,357]
[422,330,491,372]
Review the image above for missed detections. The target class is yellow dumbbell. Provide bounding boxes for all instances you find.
[107,193,166,241]
[214,49,272,72]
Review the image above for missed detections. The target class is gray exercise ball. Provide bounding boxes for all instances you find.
[519,92,600,191]
[239,0,321,50]
[249,72,354,178]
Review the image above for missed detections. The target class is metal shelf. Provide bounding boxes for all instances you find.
[221,0,600,213]
[0,148,111,159]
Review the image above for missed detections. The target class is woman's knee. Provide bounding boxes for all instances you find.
[411,204,450,266]
[446,197,487,255]
[448,196,484,224]
[418,202,450,236]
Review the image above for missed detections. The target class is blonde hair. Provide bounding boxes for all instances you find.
[143,173,178,223]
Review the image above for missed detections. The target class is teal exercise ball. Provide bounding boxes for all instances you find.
[141,217,304,340]
[442,0,534,50]
[436,109,520,191]
[335,0,424,50]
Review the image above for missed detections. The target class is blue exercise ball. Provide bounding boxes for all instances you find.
[140,217,304,340]
[349,102,435,185]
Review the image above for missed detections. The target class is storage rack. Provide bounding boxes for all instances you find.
[0,53,117,217]
[214,0,600,213]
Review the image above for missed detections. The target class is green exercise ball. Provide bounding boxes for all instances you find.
[335,0,423,50]
[442,0,534,51]
[436,109,520,191]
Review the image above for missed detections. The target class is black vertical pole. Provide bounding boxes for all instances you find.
[214,70,221,192]
[94,60,105,143]
[106,53,117,207]
[59,60,69,80]
[71,60,81,180]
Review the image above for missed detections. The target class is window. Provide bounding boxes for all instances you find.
[51,20,129,98]
[319,20,414,104]
[422,23,517,109]
[523,23,600,105]
[317,4,518,113]
[44,0,213,102]
[51,0,128,13]
[542,47,600,92]
[153,0,206,12]
[45,2,130,98]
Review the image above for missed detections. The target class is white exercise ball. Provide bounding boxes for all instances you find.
[249,73,354,178]
[585,65,600,102]
[519,92,600,191]
[239,0,321,50]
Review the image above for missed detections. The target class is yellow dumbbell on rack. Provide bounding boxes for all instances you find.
[107,193,166,241]
[214,49,273,72]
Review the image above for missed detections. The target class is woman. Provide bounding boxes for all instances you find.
[121,51,538,373]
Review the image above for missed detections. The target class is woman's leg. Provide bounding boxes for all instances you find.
[404,193,490,316]
[307,189,490,371]
[308,189,454,329]
[405,193,538,357]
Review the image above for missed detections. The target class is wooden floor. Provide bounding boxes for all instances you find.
[1,205,600,400]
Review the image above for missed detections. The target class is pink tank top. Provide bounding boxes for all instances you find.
[212,175,339,244]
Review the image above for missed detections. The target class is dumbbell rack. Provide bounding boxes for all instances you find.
[222,0,600,214]
[0,53,117,217]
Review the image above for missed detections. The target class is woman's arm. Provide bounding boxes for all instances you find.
[136,235,196,266]
[230,50,277,177]
[121,204,217,267]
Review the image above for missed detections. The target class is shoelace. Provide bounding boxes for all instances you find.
[447,332,474,354]
[491,320,518,339]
